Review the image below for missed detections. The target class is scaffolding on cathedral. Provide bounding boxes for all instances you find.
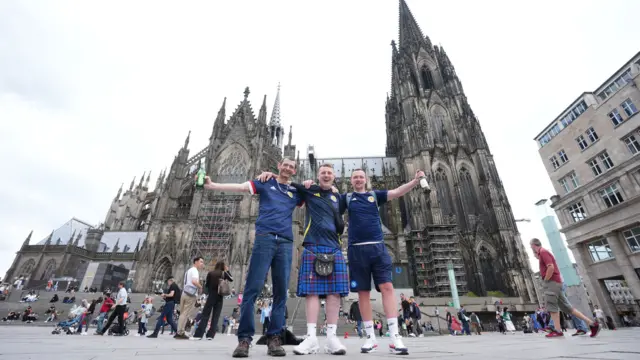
[191,195,242,270]
[408,225,467,297]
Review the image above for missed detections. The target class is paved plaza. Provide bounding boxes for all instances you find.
[1,326,639,360]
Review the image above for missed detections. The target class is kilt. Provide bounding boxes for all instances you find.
[297,245,349,297]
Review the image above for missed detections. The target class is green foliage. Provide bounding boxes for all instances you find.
[487,291,506,298]
[465,291,478,297]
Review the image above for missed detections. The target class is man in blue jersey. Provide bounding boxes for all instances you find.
[259,163,348,356]
[202,158,303,358]
[342,168,425,355]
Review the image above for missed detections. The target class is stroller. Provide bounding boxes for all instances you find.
[107,307,131,336]
[52,315,81,335]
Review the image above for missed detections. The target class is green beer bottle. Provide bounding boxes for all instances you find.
[196,164,206,188]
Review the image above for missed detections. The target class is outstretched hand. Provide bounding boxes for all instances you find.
[414,170,426,180]
[257,172,276,183]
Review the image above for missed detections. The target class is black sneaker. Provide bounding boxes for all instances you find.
[174,333,189,340]
[232,340,251,358]
[147,333,158,338]
[572,330,586,336]
[267,335,286,357]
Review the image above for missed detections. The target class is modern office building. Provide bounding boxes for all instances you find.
[534,52,640,325]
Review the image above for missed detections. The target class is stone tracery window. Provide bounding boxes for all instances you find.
[17,259,36,279]
[479,246,498,292]
[40,259,57,280]
[459,167,479,215]
[217,151,248,183]
[435,167,454,219]
[421,65,434,90]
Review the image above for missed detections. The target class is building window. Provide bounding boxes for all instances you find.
[623,134,640,154]
[576,135,588,150]
[421,66,434,90]
[567,202,587,222]
[599,151,614,170]
[587,238,614,262]
[560,178,570,193]
[550,156,560,170]
[599,184,624,208]
[558,149,569,164]
[589,159,603,176]
[586,127,599,142]
[622,227,640,252]
[597,69,632,101]
[621,99,638,117]
[569,172,580,188]
[609,109,624,126]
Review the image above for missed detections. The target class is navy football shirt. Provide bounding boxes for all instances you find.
[340,190,388,245]
[291,183,341,249]
[250,178,303,241]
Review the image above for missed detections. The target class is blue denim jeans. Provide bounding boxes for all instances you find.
[154,301,177,334]
[237,234,293,342]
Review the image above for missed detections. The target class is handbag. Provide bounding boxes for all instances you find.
[183,270,197,297]
[218,271,231,296]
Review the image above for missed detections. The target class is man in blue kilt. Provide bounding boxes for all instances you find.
[269,163,349,355]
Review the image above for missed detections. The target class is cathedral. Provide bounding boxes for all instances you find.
[4,0,536,302]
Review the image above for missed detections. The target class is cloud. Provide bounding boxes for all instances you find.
[1,0,639,279]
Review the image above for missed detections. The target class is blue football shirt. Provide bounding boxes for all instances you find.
[340,190,388,245]
[291,183,341,249]
[250,178,303,241]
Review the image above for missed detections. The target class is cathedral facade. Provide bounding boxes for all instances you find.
[5,0,536,302]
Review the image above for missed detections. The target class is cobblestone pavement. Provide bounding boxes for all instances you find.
[1,326,639,360]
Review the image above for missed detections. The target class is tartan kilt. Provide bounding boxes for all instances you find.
[297,245,349,297]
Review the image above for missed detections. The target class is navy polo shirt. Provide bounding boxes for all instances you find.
[250,178,303,241]
[291,183,341,249]
[340,190,388,246]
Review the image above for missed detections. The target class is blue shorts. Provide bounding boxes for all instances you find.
[347,242,393,292]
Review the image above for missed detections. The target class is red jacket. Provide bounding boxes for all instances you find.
[99,297,114,313]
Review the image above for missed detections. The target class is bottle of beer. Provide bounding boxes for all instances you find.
[419,175,431,194]
[196,164,206,188]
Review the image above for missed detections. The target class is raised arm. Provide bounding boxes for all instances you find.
[387,170,426,201]
[202,176,251,193]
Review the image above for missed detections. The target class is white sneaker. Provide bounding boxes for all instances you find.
[293,336,320,355]
[189,336,202,340]
[360,335,378,353]
[81,332,87,336]
[324,336,347,355]
[389,334,408,355]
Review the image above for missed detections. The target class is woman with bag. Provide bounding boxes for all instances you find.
[191,261,233,340]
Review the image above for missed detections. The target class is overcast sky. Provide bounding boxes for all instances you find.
[1,0,639,279]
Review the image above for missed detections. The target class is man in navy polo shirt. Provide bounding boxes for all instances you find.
[341,168,425,355]
[202,157,302,358]
[259,164,348,355]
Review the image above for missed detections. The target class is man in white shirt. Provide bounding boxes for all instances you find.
[175,257,205,339]
[96,281,128,336]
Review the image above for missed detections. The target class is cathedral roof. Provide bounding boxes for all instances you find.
[297,156,399,178]
[36,217,93,246]
[36,217,146,253]
[99,231,147,253]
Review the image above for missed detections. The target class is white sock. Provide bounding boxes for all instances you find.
[307,323,317,337]
[387,318,399,337]
[326,324,337,338]
[364,321,376,339]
